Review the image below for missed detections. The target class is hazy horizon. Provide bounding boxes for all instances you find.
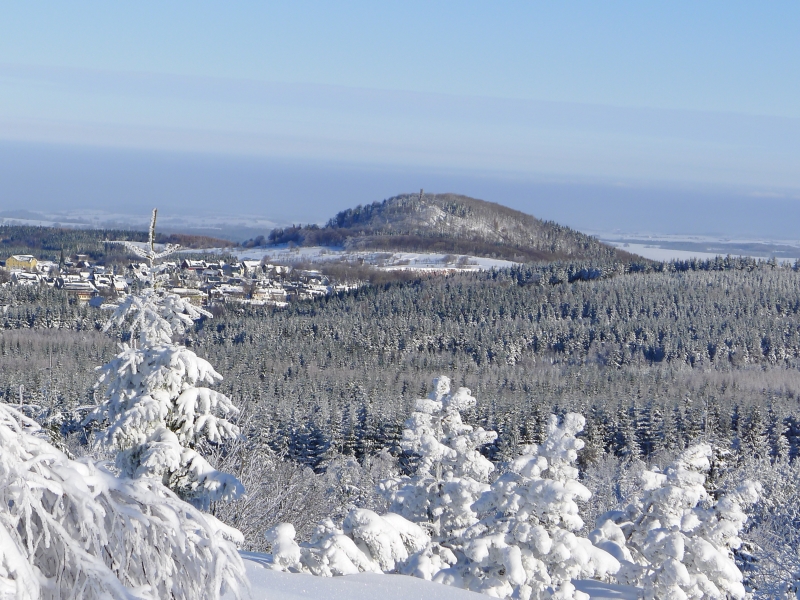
[2,3,799,241]
[3,139,800,242]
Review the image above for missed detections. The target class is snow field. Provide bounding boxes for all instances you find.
[232,557,640,600]
[198,245,519,272]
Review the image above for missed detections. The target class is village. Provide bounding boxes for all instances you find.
[0,253,354,307]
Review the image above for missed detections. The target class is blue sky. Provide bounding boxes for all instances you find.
[1,2,799,234]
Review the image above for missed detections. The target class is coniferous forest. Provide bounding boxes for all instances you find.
[2,254,800,595]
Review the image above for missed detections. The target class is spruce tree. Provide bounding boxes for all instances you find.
[85,210,243,509]
[593,444,760,599]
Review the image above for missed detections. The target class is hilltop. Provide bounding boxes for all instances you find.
[267,192,633,263]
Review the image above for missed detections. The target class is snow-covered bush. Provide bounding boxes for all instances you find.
[379,376,497,544]
[211,441,396,551]
[265,377,496,582]
[265,508,432,577]
[459,413,619,600]
[593,443,760,599]
[86,213,243,508]
[0,402,245,600]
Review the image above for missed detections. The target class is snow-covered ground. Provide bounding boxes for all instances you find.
[235,559,484,600]
[231,556,640,600]
[572,580,640,599]
[598,231,800,262]
[193,245,519,272]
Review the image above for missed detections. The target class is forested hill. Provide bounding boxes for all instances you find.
[268,192,635,263]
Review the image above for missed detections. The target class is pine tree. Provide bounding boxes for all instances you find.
[784,416,800,461]
[740,407,769,461]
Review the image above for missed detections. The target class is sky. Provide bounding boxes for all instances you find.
[1,2,799,237]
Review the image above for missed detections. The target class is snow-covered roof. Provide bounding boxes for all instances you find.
[62,281,96,291]
[171,287,204,296]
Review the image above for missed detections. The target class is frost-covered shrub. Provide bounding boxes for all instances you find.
[379,376,497,543]
[0,403,245,600]
[211,443,396,551]
[266,508,432,577]
[459,413,619,600]
[593,443,760,599]
[87,285,243,508]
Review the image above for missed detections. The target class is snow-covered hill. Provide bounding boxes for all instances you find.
[267,192,631,263]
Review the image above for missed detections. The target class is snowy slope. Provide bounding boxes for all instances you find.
[231,556,641,600]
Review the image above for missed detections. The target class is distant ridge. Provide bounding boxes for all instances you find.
[268,192,634,263]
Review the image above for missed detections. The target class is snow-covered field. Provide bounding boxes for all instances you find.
[605,242,733,262]
[232,556,640,600]
[196,245,519,272]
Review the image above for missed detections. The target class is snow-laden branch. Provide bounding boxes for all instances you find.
[103,288,211,346]
[87,337,243,508]
[379,376,497,542]
[460,413,619,600]
[0,403,245,600]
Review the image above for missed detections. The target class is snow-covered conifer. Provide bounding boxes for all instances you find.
[268,376,495,584]
[0,403,245,600]
[379,376,497,544]
[592,443,760,599]
[86,209,243,508]
[460,413,619,600]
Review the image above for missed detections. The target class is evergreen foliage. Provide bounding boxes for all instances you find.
[379,376,497,543]
[593,444,760,599]
[461,414,619,599]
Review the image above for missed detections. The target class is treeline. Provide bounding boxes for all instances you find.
[0,224,234,264]
[158,232,236,249]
